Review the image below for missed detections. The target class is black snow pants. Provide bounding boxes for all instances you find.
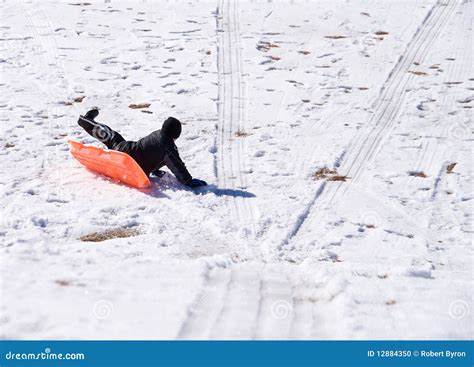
[77,115,138,157]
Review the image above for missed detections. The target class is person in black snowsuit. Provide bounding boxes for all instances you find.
[77,109,207,187]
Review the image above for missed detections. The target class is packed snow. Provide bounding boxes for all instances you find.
[0,0,472,339]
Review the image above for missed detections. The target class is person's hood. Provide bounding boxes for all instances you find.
[161,117,182,139]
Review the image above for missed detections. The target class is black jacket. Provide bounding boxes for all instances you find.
[131,130,192,185]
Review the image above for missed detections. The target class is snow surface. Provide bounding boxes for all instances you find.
[0,0,472,340]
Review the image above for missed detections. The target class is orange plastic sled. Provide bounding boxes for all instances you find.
[68,140,151,189]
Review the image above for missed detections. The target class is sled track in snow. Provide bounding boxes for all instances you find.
[19,3,70,114]
[215,0,255,228]
[409,3,471,195]
[402,4,472,264]
[176,263,307,339]
[280,0,458,253]
[176,266,232,339]
[177,0,262,339]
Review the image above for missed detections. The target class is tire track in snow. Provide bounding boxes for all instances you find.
[407,3,469,194]
[20,3,70,110]
[402,3,472,266]
[323,0,459,241]
[209,263,263,339]
[176,267,232,339]
[215,0,256,230]
[177,1,259,339]
[338,0,457,185]
[14,3,71,205]
[253,268,294,339]
[417,4,471,193]
[176,264,298,339]
[278,0,458,254]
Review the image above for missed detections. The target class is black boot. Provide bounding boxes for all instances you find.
[84,108,99,121]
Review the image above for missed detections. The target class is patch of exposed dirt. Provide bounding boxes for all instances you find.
[409,70,428,76]
[129,102,151,109]
[324,35,347,39]
[313,167,348,182]
[257,41,279,52]
[327,175,348,182]
[80,228,141,242]
[234,130,250,137]
[408,171,428,178]
[447,162,457,173]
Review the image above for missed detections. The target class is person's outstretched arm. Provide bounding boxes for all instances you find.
[163,144,206,187]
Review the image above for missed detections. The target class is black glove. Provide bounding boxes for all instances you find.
[151,169,166,178]
[188,178,207,187]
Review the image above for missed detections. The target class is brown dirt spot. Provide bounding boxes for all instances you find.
[129,102,151,109]
[385,299,397,305]
[324,35,347,39]
[80,228,140,242]
[313,167,337,179]
[358,87,369,90]
[5,142,15,148]
[74,96,85,103]
[409,171,428,178]
[55,280,71,286]
[375,31,389,36]
[234,130,250,137]
[313,167,348,182]
[297,50,311,55]
[327,175,348,182]
[409,70,428,76]
[257,41,279,52]
[446,162,457,173]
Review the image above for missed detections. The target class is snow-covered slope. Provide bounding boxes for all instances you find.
[0,0,472,339]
